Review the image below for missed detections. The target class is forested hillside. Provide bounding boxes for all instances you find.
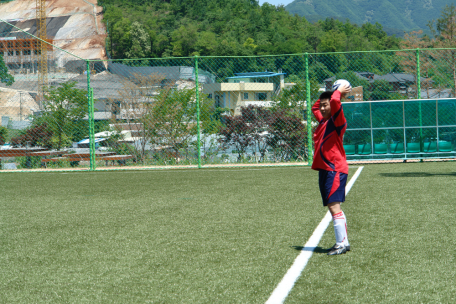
[286,0,454,36]
[100,0,400,59]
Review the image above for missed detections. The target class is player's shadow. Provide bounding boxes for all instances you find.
[379,172,456,178]
[291,246,328,254]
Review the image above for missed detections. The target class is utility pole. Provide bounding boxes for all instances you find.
[19,91,22,121]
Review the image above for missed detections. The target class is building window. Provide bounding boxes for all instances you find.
[7,50,14,56]
[215,95,220,107]
[208,93,212,99]
[244,93,248,99]
[23,50,31,55]
[16,51,20,56]
[255,92,267,100]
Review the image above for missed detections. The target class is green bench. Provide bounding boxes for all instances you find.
[406,143,421,153]
[438,141,453,152]
[374,143,388,154]
[389,143,404,154]
[343,144,356,155]
[357,143,372,155]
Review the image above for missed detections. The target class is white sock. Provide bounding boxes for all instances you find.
[332,211,349,246]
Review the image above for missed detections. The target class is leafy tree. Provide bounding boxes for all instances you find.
[240,105,272,161]
[10,124,53,148]
[100,0,400,59]
[0,126,7,145]
[111,72,220,163]
[0,54,14,86]
[126,22,151,59]
[218,105,309,162]
[267,109,308,162]
[144,85,216,161]
[218,111,255,161]
[428,4,456,97]
[39,82,88,150]
[398,31,435,98]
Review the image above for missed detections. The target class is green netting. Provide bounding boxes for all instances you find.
[1,17,456,171]
[344,99,456,161]
[1,20,92,170]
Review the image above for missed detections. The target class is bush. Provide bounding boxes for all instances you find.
[0,126,7,145]
[10,124,53,148]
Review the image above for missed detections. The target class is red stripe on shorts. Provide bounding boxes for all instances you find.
[327,171,340,200]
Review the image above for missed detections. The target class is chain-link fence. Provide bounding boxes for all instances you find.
[1,18,456,171]
[344,99,456,163]
[1,21,93,170]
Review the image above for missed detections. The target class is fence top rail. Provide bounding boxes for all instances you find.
[86,48,456,62]
[343,98,456,105]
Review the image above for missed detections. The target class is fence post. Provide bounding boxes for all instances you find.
[416,48,423,154]
[86,61,96,171]
[305,53,313,166]
[195,55,201,169]
[416,48,421,99]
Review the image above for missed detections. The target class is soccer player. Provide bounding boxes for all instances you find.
[311,84,352,255]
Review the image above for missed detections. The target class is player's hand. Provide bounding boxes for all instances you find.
[337,83,351,96]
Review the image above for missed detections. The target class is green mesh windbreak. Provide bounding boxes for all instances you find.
[343,99,456,163]
[1,21,456,172]
[0,20,92,170]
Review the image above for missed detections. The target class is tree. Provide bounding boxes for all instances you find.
[267,109,308,162]
[0,126,7,145]
[40,82,88,150]
[241,105,273,161]
[10,124,53,148]
[428,4,456,97]
[218,111,255,161]
[113,72,218,163]
[398,31,437,98]
[0,54,14,86]
[111,73,166,162]
[125,22,151,59]
[145,85,214,161]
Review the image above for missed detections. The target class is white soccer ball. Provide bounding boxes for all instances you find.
[332,79,352,91]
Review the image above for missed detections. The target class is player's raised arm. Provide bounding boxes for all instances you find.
[312,99,324,122]
[330,84,351,127]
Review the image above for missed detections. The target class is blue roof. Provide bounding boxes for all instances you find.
[227,72,286,79]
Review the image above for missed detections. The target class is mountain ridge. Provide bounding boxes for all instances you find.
[285,0,454,36]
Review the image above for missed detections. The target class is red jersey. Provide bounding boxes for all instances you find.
[311,90,349,174]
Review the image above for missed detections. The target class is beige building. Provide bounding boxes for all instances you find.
[202,72,291,115]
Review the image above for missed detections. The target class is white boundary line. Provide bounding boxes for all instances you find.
[265,166,364,304]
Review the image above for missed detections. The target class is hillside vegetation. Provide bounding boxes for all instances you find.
[100,0,400,59]
[286,0,454,36]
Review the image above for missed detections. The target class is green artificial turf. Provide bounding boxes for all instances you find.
[1,163,455,303]
[287,162,456,303]
[0,167,330,303]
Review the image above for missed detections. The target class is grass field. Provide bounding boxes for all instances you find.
[1,163,455,303]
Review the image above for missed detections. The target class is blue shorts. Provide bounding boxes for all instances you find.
[318,170,347,206]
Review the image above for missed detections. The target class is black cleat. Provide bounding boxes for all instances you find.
[328,243,350,252]
[327,244,348,255]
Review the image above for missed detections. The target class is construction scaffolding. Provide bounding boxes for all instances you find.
[36,0,47,107]
[0,37,54,73]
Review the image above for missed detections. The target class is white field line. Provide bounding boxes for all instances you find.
[265,166,364,304]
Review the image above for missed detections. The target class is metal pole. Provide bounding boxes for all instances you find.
[89,87,96,170]
[19,91,22,121]
[305,53,313,166]
[403,100,407,161]
[416,48,423,154]
[86,61,95,171]
[436,100,439,152]
[195,56,201,169]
